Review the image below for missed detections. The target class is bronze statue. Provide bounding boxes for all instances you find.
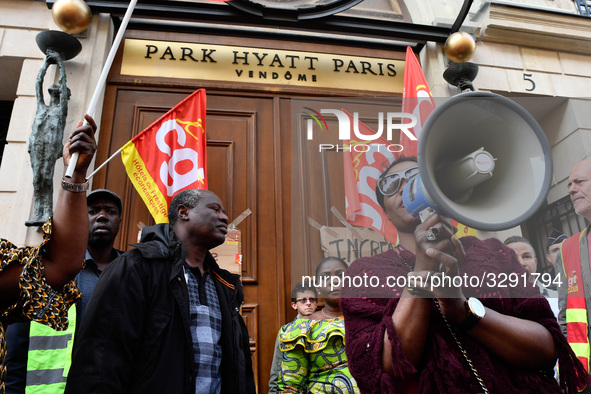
[26,49,71,227]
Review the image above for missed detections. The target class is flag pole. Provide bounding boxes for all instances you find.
[65,0,138,178]
[86,148,122,180]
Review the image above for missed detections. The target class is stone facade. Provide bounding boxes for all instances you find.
[0,0,112,244]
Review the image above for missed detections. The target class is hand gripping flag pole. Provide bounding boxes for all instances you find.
[65,0,139,179]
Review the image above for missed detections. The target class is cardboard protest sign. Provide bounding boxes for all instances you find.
[210,208,251,275]
[211,228,242,275]
[319,225,392,265]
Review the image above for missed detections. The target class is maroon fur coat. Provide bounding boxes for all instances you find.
[341,236,589,393]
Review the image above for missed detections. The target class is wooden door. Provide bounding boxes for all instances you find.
[94,88,285,391]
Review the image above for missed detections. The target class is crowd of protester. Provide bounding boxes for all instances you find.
[2,115,591,394]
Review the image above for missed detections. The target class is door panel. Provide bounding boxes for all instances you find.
[96,88,281,391]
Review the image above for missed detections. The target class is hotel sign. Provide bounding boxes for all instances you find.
[121,39,404,93]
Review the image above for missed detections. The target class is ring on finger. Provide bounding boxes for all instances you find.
[426,227,440,242]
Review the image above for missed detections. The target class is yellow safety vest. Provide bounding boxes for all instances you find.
[561,229,590,373]
[25,305,76,394]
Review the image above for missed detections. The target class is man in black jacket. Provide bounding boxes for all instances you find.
[65,189,255,394]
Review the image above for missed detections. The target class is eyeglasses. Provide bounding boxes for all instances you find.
[548,247,561,255]
[378,166,420,197]
[295,298,317,304]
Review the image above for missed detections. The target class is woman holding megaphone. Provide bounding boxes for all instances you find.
[340,156,589,393]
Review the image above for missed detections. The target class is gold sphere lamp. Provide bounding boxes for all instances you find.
[443,32,479,93]
[52,0,92,35]
[444,32,476,63]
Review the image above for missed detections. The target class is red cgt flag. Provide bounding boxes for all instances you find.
[343,112,399,245]
[121,89,207,223]
[400,46,436,156]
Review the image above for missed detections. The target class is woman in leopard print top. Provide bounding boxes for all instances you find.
[0,114,96,393]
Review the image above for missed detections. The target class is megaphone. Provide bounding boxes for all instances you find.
[402,91,552,231]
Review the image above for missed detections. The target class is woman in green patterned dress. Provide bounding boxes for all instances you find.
[278,257,358,393]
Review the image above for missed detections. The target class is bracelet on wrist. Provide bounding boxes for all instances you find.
[61,178,89,193]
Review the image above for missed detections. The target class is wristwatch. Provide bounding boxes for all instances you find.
[458,297,485,331]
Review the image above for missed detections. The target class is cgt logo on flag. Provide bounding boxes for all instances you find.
[121,89,208,223]
[156,118,206,196]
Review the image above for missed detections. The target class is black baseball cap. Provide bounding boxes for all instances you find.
[546,228,567,250]
[87,189,123,215]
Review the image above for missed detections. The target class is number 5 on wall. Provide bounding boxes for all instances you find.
[523,73,536,91]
